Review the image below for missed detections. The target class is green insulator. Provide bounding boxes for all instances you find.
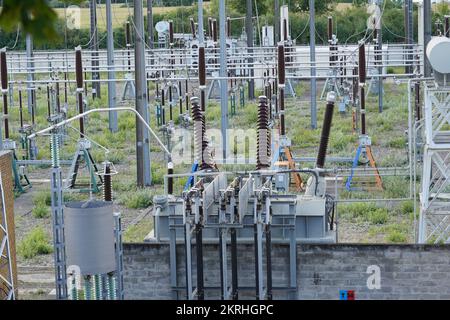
[94,274,101,300]
[71,276,78,300]
[108,273,116,300]
[84,276,92,300]
[50,133,60,168]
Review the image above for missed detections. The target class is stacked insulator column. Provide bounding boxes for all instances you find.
[103,162,113,202]
[75,46,85,137]
[198,46,206,112]
[190,18,196,38]
[358,41,367,135]
[256,96,271,170]
[1,48,9,139]
[191,97,214,169]
[316,92,336,169]
[278,44,286,135]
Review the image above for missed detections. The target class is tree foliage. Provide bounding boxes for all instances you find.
[0,0,83,43]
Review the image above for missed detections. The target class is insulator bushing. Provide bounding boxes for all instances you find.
[169,20,174,45]
[75,47,83,89]
[167,161,174,195]
[0,49,7,90]
[125,21,131,46]
[192,96,215,169]
[415,82,421,120]
[257,96,271,170]
[190,18,196,38]
[277,45,285,86]
[327,17,333,42]
[283,19,288,42]
[213,19,218,42]
[103,162,113,202]
[445,16,450,38]
[227,17,231,38]
[316,92,336,169]
[198,46,206,87]
[358,41,366,84]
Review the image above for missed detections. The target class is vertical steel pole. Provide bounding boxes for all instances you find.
[423,0,432,77]
[198,0,205,44]
[147,0,154,49]
[134,0,152,186]
[219,0,228,162]
[309,0,317,129]
[26,34,34,114]
[106,0,118,133]
[274,0,280,43]
[90,0,101,99]
[246,0,255,100]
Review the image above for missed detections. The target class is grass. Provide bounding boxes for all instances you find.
[54,4,189,30]
[117,188,154,209]
[18,227,53,259]
[123,218,154,242]
[32,203,50,219]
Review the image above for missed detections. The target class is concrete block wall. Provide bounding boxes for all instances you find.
[0,150,18,299]
[123,242,450,300]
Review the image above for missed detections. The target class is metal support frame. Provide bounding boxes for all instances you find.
[419,87,450,243]
[51,165,68,300]
[0,172,15,300]
[309,0,317,129]
[106,0,118,133]
[134,0,152,187]
[64,139,102,193]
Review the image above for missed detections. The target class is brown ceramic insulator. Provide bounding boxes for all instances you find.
[75,48,83,89]
[103,163,112,202]
[0,50,7,90]
[169,20,174,45]
[190,18,196,38]
[415,82,421,121]
[179,96,183,115]
[167,165,174,195]
[279,88,285,135]
[56,80,61,113]
[169,86,173,121]
[316,98,335,169]
[64,72,68,104]
[31,90,35,125]
[185,93,189,112]
[358,41,366,84]
[208,17,213,38]
[213,19,218,42]
[161,88,165,106]
[283,19,288,41]
[47,85,51,117]
[227,17,231,38]
[126,21,131,46]
[198,46,206,87]
[327,17,333,41]
[444,16,450,37]
[277,44,285,86]
[360,86,366,135]
[257,96,270,170]
[19,88,23,128]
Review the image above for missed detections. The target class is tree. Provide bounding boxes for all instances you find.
[0,0,83,43]
[290,0,335,14]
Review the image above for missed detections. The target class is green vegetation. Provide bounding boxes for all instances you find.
[32,203,50,219]
[118,188,154,209]
[18,227,53,259]
[123,218,154,242]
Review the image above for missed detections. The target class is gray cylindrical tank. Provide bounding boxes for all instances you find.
[65,201,116,275]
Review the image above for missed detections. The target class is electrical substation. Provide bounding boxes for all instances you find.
[0,0,450,301]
